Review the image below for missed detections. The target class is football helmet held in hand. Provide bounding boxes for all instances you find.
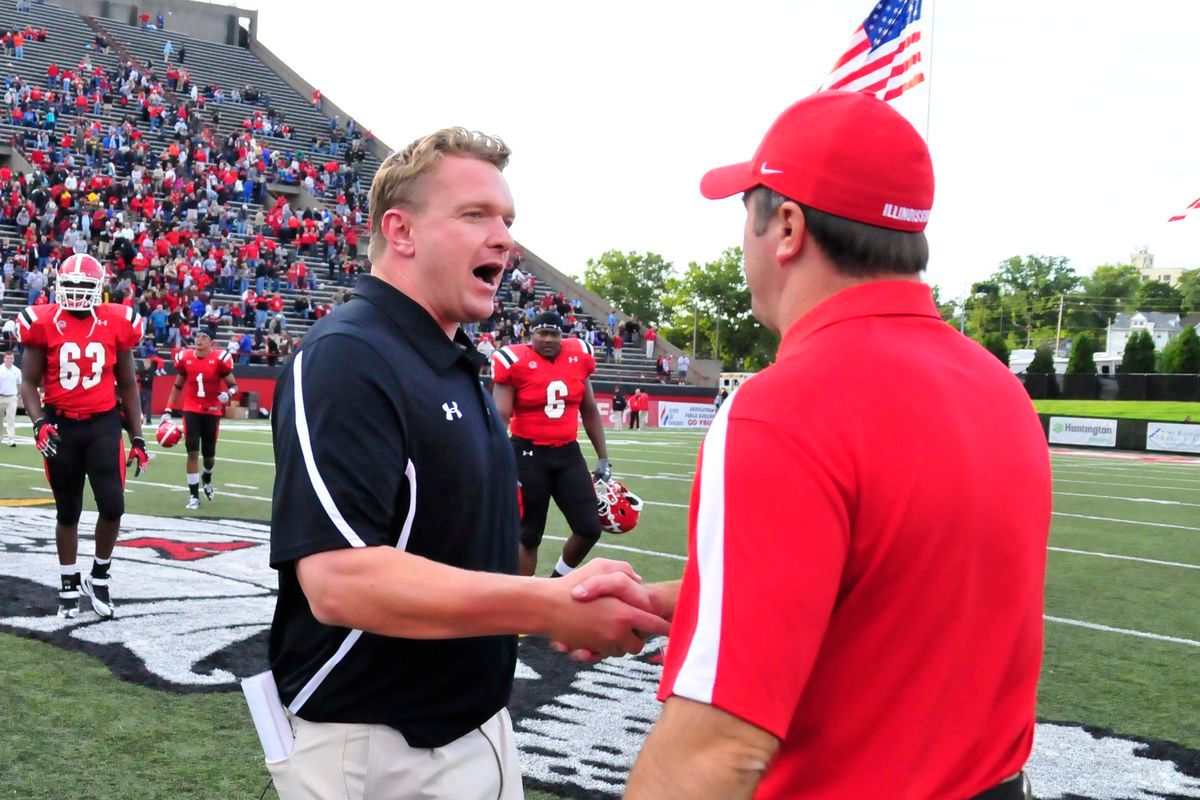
[595,478,644,534]
[156,418,182,448]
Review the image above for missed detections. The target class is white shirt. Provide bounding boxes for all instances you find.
[0,364,22,396]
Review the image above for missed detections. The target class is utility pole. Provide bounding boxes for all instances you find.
[1054,294,1065,357]
[692,301,698,356]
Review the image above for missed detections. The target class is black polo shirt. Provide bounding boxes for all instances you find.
[267,274,519,749]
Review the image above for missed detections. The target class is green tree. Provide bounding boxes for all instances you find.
[660,247,777,370]
[1026,345,1056,374]
[978,332,1009,366]
[930,284,960,325]
[1067,332,1098,374]
[992,255,1080,347]
[1159,326,1200,374]
[582,250,674,325]
[1178,269,1200,314]
[1118,330,1156,373]
[1134,279,1184,314]
[1067,264,1140,333]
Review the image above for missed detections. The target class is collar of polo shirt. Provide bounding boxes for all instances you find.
[351,276,486,375]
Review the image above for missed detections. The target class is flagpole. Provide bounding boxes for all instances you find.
[924,0,935,142]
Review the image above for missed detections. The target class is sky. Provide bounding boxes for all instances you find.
[221,0,1199,298]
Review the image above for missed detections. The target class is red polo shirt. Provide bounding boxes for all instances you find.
[659,280,1050,799]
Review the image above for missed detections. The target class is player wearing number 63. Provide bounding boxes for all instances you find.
[15,252,149,621]
[491,311,611,577]
[160,331,238,511]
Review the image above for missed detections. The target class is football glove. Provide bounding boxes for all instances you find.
[217,391,231,405]
[592,458,611,482]
[159,410,173,426]
[126,436,149,477]
[33,418,61,458]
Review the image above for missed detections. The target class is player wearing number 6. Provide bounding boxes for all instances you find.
[491,311,610,577]
[161,331,238,510]
[15,253,148,620]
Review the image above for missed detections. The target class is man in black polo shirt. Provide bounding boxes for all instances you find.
[266,128,670,800]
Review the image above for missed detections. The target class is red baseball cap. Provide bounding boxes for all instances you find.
[700,91,934,232]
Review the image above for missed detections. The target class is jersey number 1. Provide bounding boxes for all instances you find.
[59,342,105,390]
[195,373,206,397]
[544,380,568,419]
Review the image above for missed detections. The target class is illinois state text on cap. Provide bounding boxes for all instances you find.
[699,91,934,232]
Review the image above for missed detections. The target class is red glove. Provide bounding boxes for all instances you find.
[126,436,149,477]
[33,418,60,458]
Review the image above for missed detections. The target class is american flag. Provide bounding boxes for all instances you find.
[821,0,925,102]
[1168,196,1200,222]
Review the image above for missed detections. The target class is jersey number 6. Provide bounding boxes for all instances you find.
[544,380,568,419]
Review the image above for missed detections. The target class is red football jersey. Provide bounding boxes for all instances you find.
[174,348,234,415]
[492,338,596,445]
[16,303,142,416]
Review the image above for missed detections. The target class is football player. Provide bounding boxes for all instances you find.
[160,331,237,510]
[492,311,610,577]
[16,253,149,620]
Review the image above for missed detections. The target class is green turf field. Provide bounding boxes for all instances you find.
[0,421,1197,799]
[1033,399,1200,421]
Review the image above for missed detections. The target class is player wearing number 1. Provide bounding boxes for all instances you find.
[162,331,238,510]
[491,311,610,577]
[15,253,149,620]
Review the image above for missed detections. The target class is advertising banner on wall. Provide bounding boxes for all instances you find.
[1047,417,1117,447]
[1145,422,1200,454]
[657,401,716,429]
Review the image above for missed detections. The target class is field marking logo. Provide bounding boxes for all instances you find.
[0,507,1197,798]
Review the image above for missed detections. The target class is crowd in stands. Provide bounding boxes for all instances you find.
[0,19,374,373]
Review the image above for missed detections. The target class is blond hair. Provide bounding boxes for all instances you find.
[367,127,511,264]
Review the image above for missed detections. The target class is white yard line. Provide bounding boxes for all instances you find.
[1044,616,1200,648]
[1055,492,1200,508]
[1053,477,1199,493]
[1052,469,1200,487]
[1048,547,1200,571]
[0,462,271,503]
[1053,511,1200,533]
[543,534,686,562]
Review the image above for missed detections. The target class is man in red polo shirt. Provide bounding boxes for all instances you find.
[569,92,1050,800]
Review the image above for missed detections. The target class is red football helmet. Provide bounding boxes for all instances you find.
[156,418,183,448]
[595,479,644,534]
[57,253,106,310]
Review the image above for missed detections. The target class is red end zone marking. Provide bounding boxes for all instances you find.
[118,537,258,561]
[1050,448,1200,465]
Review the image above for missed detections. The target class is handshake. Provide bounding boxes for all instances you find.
[540,558,676,661]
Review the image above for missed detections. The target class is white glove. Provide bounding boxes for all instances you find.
[159,411,173,426]
[217,391,231,405]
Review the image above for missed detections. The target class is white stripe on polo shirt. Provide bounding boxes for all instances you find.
[669,391,738,704]
[292,350,365,548]
[287,351,420,714]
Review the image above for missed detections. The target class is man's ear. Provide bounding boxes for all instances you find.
[379,207,415,259]
[775,201,807,264]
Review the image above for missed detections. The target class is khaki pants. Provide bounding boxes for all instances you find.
[638,410,649,429]
[268,707,523,800]
[610,410,625,431]
[0,394,16,441]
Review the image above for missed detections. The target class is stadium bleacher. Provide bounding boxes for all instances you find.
[0,2,678,386]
